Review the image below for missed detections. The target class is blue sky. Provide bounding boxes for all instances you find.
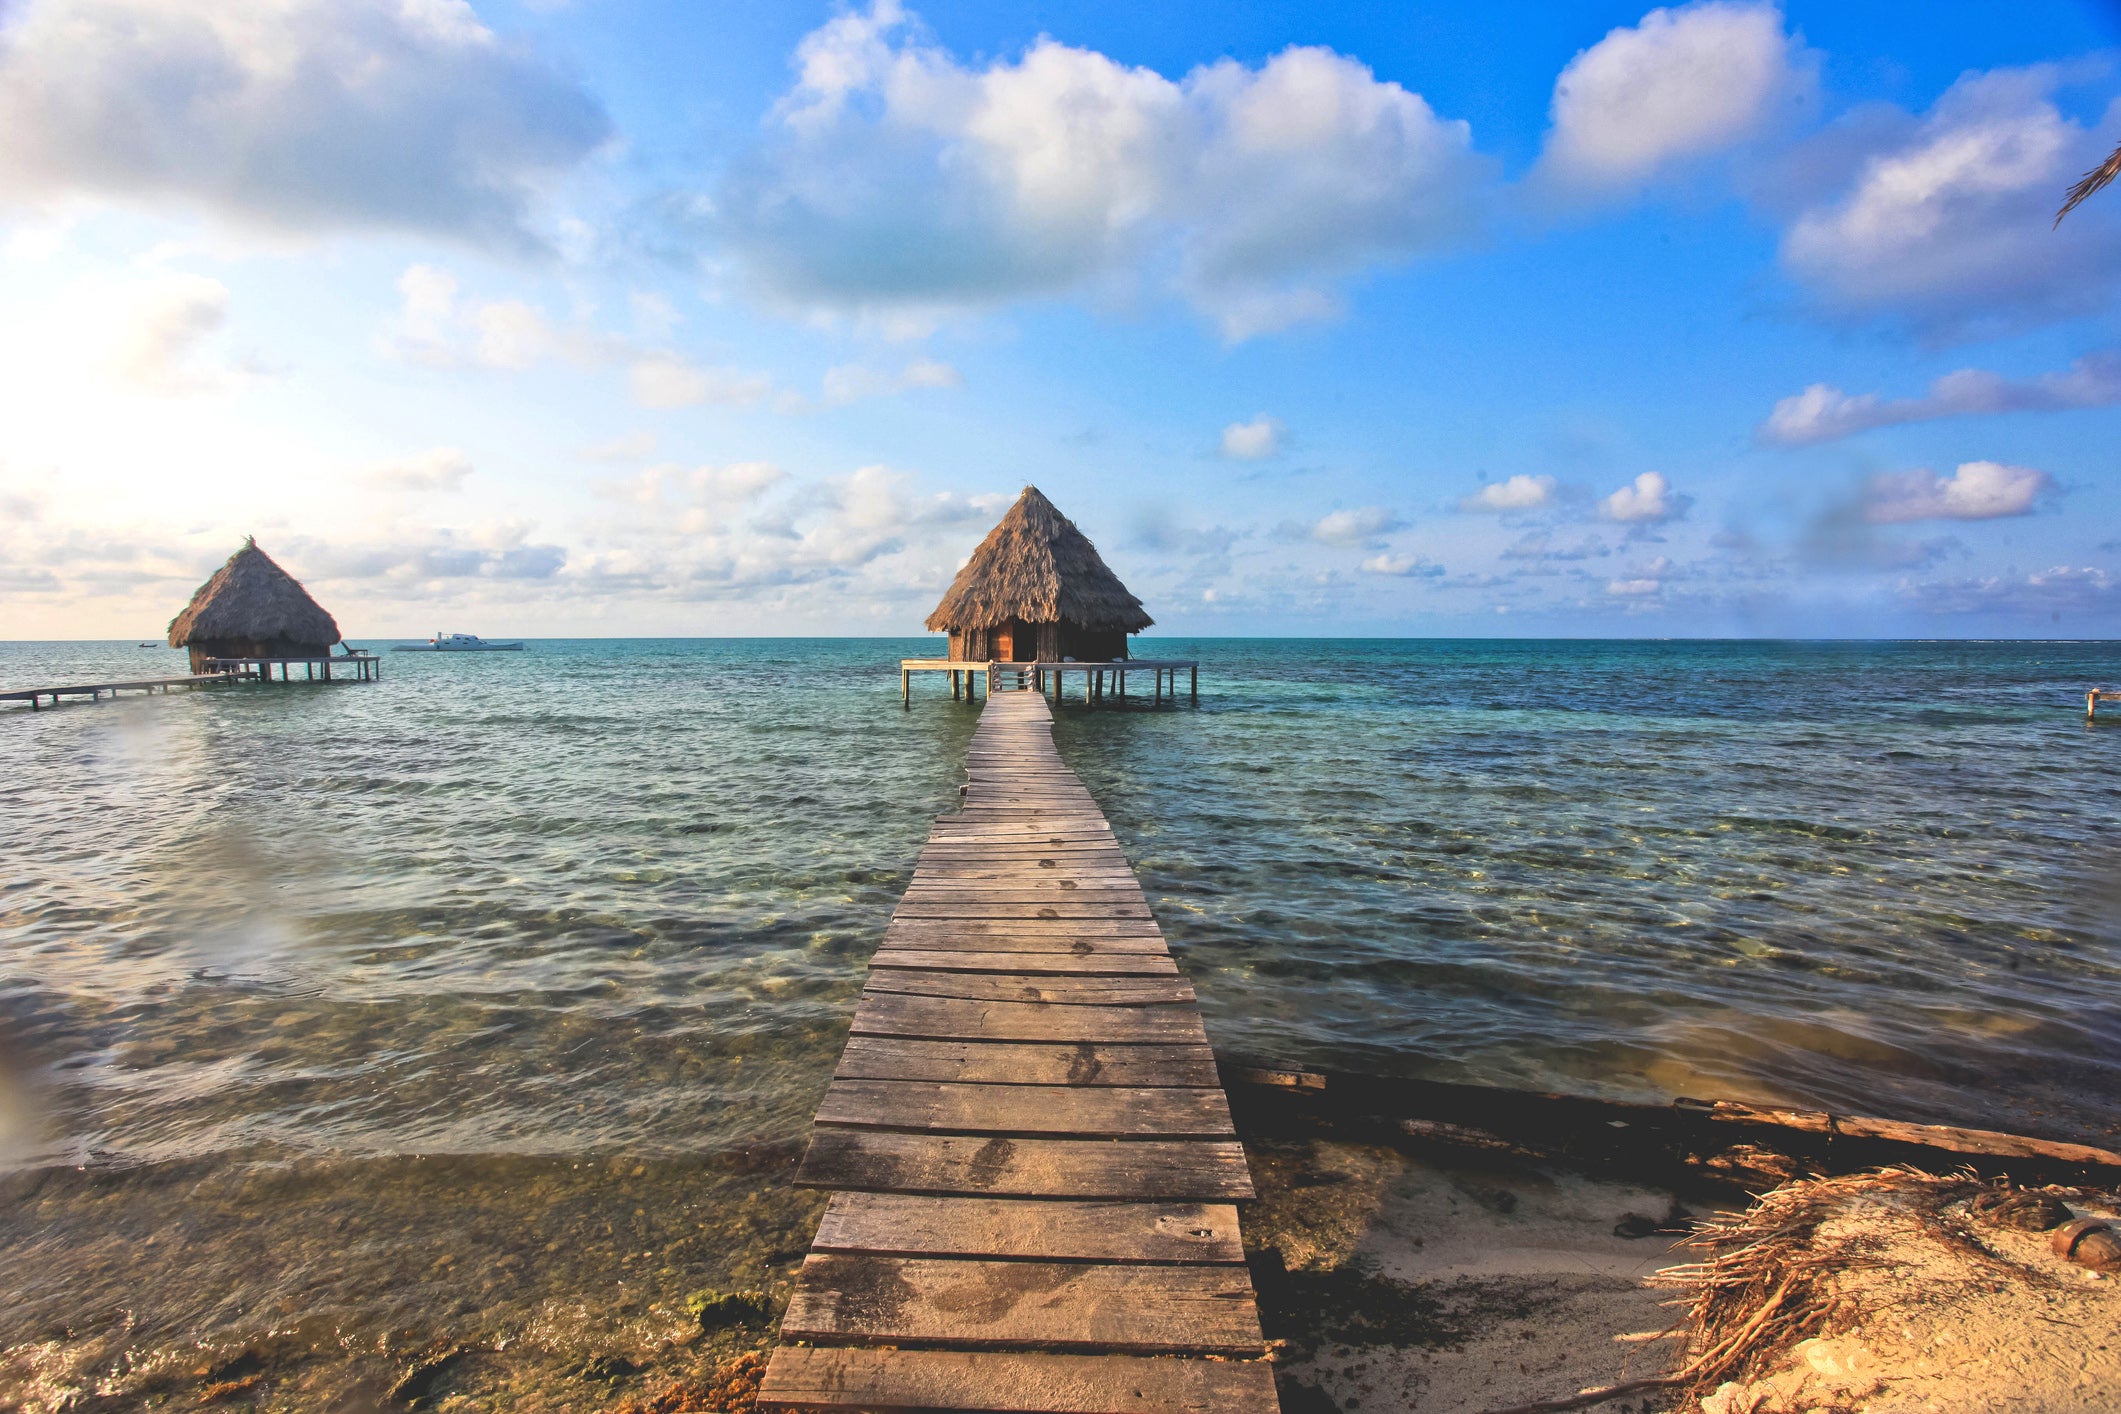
[2,0,2119,638]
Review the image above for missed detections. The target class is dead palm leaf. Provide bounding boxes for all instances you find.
[2056,139,2121,225]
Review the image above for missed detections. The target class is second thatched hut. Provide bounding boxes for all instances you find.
[926,487,1151,662]
[168,538,341,671]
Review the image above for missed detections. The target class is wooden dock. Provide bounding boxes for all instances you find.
[1,672,238,711]
[901,659,1199,707]
[757,689,1278,1413]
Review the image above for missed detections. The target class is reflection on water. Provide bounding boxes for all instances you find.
[2,637,2119,1406]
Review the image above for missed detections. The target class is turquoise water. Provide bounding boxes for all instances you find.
[2,637,2118,1400]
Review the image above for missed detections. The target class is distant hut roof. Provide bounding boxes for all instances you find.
[926,487,1152,633]
[167,538,340,648]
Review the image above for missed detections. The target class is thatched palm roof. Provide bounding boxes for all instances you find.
[167,538,340,647]
[926,487,1152,632]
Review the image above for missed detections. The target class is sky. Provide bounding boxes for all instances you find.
[2,0,2120,639]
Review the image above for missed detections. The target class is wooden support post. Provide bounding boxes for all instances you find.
[1191,664,1198,705]
[1155,668,1163,707]
[903,669,911,707]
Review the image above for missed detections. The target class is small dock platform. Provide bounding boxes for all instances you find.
[901,659,1199,707]
[2091,688,2119,719]
[2,672,238,711]
[758,688,1277,1412]
[204,653,381,683]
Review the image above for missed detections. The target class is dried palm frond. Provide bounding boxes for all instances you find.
[925,487,1152,633]
[2057,140,2121,225]
[167,538,340,649]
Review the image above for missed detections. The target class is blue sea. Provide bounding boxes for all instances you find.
[2,637,2117,1401]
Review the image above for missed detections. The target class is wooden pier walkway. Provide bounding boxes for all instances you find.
[758,690,1278,1413]
[1,672,237,710]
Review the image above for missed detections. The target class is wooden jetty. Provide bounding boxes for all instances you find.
[902,659,1199,708]
[2091,688,2118,720]
[203,652,381,683]
[758,688,1277,1413]
[1,672,239,711]
[4,653,380,712]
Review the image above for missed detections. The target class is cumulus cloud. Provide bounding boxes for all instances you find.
[601,461,789,512]
[1897,564,2118,617]
[1864,461,2051,524]
[802,358,963,410]
[1778,66,2121,336]
[1360,551,1442,576]
[1458,474,1555,512]
[0,0,610,248]
[581,463,1008,601]
[1758,351,2121,446]
[628,355,776,410]
[1310,506,1404,545]
[715,2,1488,338]
[105,272,240,393]
[369,447,473,492]
[1218,415,1285,460]
[297,523,568,581]
[386,264,952,415]
[1602,471,1686,523]
[1502,531,1609,561]
[1533,2,1815,198]
[386,264,613,369]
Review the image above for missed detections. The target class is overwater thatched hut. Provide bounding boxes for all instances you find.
[926,486,1152,662]
[168,538,340,672]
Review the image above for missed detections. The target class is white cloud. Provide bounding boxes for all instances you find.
[1535,2,1814,197]
[717,2,1488,338]
[628,355,776,410]
[1778,67,2121,335]
[1219,415,1285,459]
[1864,461,2050,524]
[1607,576,1663,595]
[1758,351,2121,446]
[1360,551,1441,576]
[387,265,615,369]
[1896,564,2118,617]
[106,272,237,393]
[0,0,609,247]
[805,358,964,410]
[1459,474,1555,512]
[1602,470,1684,523]
[368,447,473,492]
[1310,506,1404,545]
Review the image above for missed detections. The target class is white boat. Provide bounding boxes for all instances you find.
[392,631,524,652]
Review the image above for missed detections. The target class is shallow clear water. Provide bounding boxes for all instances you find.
[2,637,2118,1402]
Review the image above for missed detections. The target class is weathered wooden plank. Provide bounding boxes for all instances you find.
[815,1080,1233,1137]
[884,920,1166,941]
[879,931,1168,956]
[912,864,1134,873]
[797,1130,1254,1199]
[835,1038,1219,1087]
[895,903,1156,921]
[779,1255,1263,1354]
[869,949,1180,976]
[861,970,1195,1005]
[756,1346,1278,1414]
[900,890,1151,906]
[851,994,1208,1045]
[811,1193,1244,1264]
